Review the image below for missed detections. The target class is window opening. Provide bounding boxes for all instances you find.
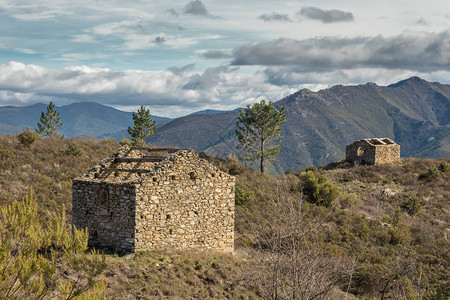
[357,147,365,156]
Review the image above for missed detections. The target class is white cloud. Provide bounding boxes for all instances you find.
[232,30,450,72]
[1,0,450,118]
[263,66,421,86]
[14,48,37,54]
[83,19,224,50]
[0,0,74,21]
[71,34,97,43]
[1,59,450,117]
[0,61,286,117]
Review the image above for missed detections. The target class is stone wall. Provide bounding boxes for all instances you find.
[346,140,376,165]
[374,144,400,165]
[72,147,235,253]
[134,150,234,252]
[72,181,137,252]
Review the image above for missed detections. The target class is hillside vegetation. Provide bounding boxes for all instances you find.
[0,135,448,299]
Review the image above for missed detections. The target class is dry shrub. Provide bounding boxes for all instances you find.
[243,181,355,299]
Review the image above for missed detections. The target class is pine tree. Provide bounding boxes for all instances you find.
[36,101,63,138]
[127,106,156,147]
[235,100,286,173]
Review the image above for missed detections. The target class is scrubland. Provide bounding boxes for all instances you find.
[0,135,448,299]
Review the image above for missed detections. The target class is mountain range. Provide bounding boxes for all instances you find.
[147,76,449,171]
[1,77,448,170]
[0,102,171,138]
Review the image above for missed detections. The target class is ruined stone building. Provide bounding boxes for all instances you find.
[346,138,400,165]
[72,146,235,253]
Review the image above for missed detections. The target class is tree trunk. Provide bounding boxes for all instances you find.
[260,139,265,173]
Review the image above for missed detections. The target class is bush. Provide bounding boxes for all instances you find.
[390,208,402,227]
[0,148,14,159]
[65,140,84,156]
[317,182,340,207]
[226,155,247,175]
[419,164,440,181]
[16,128,40,147]
[402,196,422,216]
[438,161,448,173]
[299,171,339,207]
[299,171,320,196]
[235,183,255,206]
[119,135,133,147]
[388,225,412,246]
[339,192,359,209]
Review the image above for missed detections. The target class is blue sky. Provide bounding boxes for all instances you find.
[0,0,449,117]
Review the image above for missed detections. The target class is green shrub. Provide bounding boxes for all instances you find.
[0,148,14,159]
[299,171,339,207]
[388,224,412,246]
[352,263,388,296]
[424,282,449,300]
[420,164,440,181]
[235,183,255,205]
[340,175,354,182]
[16,128,40,147]
[402,196,422,216]
[299,171,319,196]
[428,164,440,178]
[133,137,146,147]
[438,161,448,173]
[65,140,84,156]
[316,182,340,207]
[390,208,402,227]
[226,155,247,175]
[119,135,133,146]
[339,192,359,209]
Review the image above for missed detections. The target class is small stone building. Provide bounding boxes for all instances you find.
[72,146,235,253]
[345,138,400,165]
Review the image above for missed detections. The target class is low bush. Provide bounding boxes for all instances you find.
[119,135,133,147]
[235,183,255,205]
[65,140,84,156]
[299,170,340,207]
[16,128,40,148]
[438,160,448,173]
[419,164,440,181]
[339,192,359,209]
[402,195,422,216]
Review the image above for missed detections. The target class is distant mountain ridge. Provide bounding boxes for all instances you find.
[0,102,171,138]
[1,77,448,170]
[148,77,449,171]
[188,108,240,115]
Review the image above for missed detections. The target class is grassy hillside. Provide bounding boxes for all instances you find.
[0,136,448,299]
[0,134,118,213]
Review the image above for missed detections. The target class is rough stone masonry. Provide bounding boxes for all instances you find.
[346,138,400,165]
[72,146,235,253]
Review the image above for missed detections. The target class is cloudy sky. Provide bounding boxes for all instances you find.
[0,0,449,117]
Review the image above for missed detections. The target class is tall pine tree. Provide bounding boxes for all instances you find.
[127,106,156,146]
[36,101,63,138]
[235,100,286,173]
